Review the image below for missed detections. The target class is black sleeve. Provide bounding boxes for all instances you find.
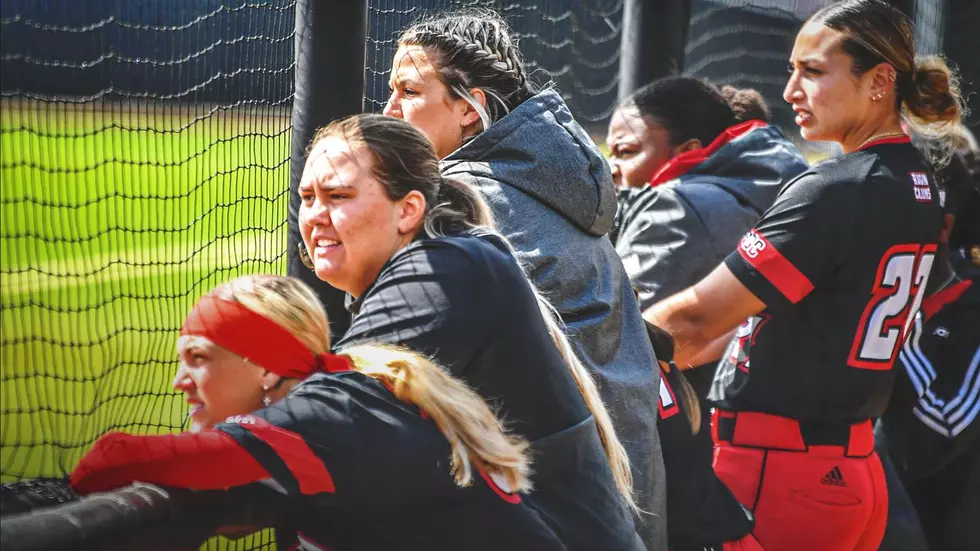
[891,313,980,477]
[335,241,492,377]
[725,170,856,310]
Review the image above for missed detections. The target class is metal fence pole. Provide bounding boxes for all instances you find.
[618,0,692,103]
[288,0,368,340]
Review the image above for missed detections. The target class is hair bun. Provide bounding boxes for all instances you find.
[903,56,962,127]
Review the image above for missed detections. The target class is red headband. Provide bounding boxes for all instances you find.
[180,294,351,378]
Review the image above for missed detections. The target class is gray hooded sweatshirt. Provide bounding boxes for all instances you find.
[442,89,666,550]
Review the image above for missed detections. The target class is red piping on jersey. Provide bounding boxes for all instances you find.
[240,416,335,494]
[855,134,910,151]
[648,120,769,187]
[737,231,815,303]
[181,293,353,379]
[70,417,335,496]
[657,362,680,420]
[479,469,522,504]
[921,279,973,322]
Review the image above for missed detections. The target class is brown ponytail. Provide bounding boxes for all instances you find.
[341,344,532,492]
[424,177,495,237]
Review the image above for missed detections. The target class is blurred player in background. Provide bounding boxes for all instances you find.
[644,322,763,551]
[646,1,964,549]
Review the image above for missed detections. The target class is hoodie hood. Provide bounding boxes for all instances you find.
[653,121,808,216]
[440,88,616,236]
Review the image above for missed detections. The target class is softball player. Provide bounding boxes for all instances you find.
[646,2,964,549]
[62,275,565,551]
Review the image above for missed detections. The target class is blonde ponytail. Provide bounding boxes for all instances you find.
[530,288,638,514]
[340,344,532,493]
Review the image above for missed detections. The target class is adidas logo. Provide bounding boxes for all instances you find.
[821,466,846,487]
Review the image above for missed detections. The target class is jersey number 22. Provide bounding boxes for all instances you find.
[849,243,937,370]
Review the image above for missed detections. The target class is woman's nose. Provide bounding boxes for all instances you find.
[783,74,802,104]
[302,198,331,228]
[172,364,194,392]
[383,94,400,117]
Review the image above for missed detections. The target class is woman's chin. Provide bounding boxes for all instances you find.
[314,264,347,290]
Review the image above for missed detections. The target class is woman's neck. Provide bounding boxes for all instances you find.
[840,113,905,154]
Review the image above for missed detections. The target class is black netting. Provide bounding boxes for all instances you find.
[0,1,293,549]
[683,0,978,158]
[683,0,834,157]
[365,0,624,134]
[945,0,980,138]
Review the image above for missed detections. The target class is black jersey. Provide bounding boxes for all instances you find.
[71,372,567,551]
[657,362,754,548]
[336,230,643,550]
[711,137,943,423]
[882,275,980,550]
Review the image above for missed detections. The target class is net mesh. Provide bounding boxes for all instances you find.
[0,1,293,549]
[683,0,975,158]
[2,0,977,549]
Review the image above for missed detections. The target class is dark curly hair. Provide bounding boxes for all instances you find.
[623,77,738,149]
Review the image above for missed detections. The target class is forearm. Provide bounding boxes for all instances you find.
[644,290,718,368]
[686,330,736,369]
[644,264,765,368]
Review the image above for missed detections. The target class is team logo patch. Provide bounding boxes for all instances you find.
[739,230,767,259]
[910,172,932,202]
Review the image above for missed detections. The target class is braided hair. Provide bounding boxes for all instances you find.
[399,9,536,132]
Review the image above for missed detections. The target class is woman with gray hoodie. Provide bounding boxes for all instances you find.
[382,9,665,549]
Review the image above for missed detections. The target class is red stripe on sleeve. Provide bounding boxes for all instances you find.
[737,230,815,303]
[71,430,271,495]
[239,417,335,495]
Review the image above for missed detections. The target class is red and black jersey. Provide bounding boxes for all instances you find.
[711,137,943,423]
[70,371,567,551]
[657,363,754,549]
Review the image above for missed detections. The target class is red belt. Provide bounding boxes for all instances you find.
[712,410,875,458]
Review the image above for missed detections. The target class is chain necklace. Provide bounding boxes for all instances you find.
[856,131,907,151]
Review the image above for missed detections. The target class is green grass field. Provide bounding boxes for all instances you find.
[0,100,290,549]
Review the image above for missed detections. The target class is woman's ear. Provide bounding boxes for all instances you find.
[459,88,488,128]
[397,189,428,234]
[867,62,896,101]
[260,370,282,393]
[673,138,703,156]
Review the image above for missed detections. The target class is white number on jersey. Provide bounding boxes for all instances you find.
[848,244,936,370]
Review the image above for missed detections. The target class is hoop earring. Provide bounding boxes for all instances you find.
[298,243,315,270]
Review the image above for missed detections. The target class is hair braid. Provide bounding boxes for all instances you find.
[400,9,534,127]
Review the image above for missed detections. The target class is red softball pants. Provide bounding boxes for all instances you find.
[712,410,888,551]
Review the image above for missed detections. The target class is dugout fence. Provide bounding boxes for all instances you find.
[1,1,977,550]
